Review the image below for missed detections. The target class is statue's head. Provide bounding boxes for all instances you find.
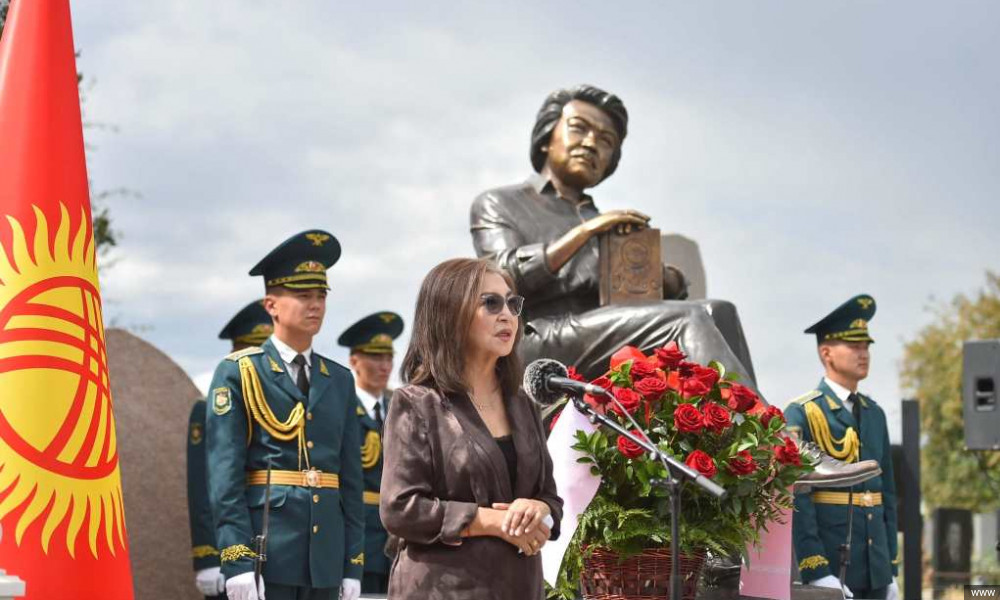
[530,85,628,190]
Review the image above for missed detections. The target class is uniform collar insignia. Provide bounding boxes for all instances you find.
[319,359,330,377]
[269,356,283,373]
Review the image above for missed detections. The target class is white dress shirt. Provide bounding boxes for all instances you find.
[270,335,312,387]
[823,376,860,412]
[354,384,384,421]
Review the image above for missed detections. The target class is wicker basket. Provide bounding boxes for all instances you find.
[579,546,707,600]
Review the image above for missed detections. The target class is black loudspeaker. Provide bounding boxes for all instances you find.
[962,340,1000,450]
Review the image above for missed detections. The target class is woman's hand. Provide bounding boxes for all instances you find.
[501,521,550,556]
[466,506,551,555]
[492,499,551,537]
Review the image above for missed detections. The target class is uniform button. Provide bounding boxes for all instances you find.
[307,412,313,421]
[307,440,314,449]
[868,538,872,545]
[313,525,319,534]
[313,494,320,503]
[867,514,873,521]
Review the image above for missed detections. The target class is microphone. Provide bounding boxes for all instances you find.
[522,358,612,406]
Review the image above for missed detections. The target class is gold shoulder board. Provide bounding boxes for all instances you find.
[225,347,264,362]
[791,390,822,405]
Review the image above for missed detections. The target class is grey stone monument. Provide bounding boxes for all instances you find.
[107,328,202,600]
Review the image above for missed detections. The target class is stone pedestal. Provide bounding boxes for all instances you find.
[661,233,706,300]
[107,328,203,599]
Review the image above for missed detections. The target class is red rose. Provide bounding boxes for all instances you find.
[585,376,613,407]
[629,358,658,381]
[677,361,700,378]
[702,402,732,434]
[617,430,646,459]
[611,346,647,370]
[685,449,717,478]
[727,450,758,476]
[690,365,721,389]
[612,386,642,416]
[634,376,668,401]
[567,366,586,382]
[674,404,704,434]
[654,341,686,369]
[760,405,785,428]
[774,437,801,466]
[681,377,712,399]
[666,370,682,392]
[726,383,759,413]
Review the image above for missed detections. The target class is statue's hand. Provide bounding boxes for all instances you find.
[585,209,650,237]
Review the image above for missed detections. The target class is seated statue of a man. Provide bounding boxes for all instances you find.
[471,84,757,387]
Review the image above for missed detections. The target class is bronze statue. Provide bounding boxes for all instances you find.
[470,84,757,386]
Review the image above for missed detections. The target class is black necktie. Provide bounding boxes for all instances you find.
[374,401,383,432]
[292,354,310,397]
[848,392,861,426]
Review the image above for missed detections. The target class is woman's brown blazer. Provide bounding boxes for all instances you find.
[379,384,563,599]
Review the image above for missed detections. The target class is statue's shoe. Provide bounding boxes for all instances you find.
[793,441,881,493]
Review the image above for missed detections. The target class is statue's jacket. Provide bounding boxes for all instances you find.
[205,338,365,588]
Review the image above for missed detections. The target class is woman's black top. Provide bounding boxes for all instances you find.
[494,435,517,489]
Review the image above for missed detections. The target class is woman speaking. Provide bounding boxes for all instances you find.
[379,258,563,599]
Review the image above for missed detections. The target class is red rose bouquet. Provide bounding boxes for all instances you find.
[551,342,814,599]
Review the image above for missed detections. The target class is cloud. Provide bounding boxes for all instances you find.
[69,0,1000,441]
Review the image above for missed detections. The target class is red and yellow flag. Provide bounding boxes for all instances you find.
[0,1,134,597]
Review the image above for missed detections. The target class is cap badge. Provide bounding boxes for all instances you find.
[305,233,331,247]
[857,297,873,309]
[295,261,325,273]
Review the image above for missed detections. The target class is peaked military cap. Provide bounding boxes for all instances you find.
[805,294,876,344]
[338,311,404,354]
[218,299,273,346]
[249,229,341,290]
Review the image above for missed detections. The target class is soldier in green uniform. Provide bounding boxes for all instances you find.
[206,230,365,600]
[337,311,405,595]
[785,295,899,600]
[188,299,273,599]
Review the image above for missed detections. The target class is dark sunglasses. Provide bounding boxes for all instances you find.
[480,293,524,317]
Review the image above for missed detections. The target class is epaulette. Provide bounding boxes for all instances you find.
[224,347,264,362]
[791,390,823,405]
[314,352,350,375]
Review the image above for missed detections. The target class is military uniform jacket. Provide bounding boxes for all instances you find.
[187,399,220,570]
[358,392,390,576]
[784,380,899,592]
[205,339,365,588]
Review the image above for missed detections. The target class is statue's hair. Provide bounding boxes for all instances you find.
[529,84,628,180]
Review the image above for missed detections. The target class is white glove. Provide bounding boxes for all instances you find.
[340,577,361,600]
[226,572,265,600]
[195,566,226,596]
[886,578,900,600]
[811,574,853,598]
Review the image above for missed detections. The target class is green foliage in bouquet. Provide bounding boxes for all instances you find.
[549,343,814,599]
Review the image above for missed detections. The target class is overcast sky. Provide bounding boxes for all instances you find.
[69,1,1000,442]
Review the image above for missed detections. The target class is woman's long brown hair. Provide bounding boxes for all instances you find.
[400,258,523,399]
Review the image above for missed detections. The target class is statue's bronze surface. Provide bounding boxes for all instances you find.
[470,85,757,385]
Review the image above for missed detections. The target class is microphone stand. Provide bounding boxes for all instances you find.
[565,391,726,600]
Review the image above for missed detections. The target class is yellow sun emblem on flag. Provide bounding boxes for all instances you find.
[0,204,127,558]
